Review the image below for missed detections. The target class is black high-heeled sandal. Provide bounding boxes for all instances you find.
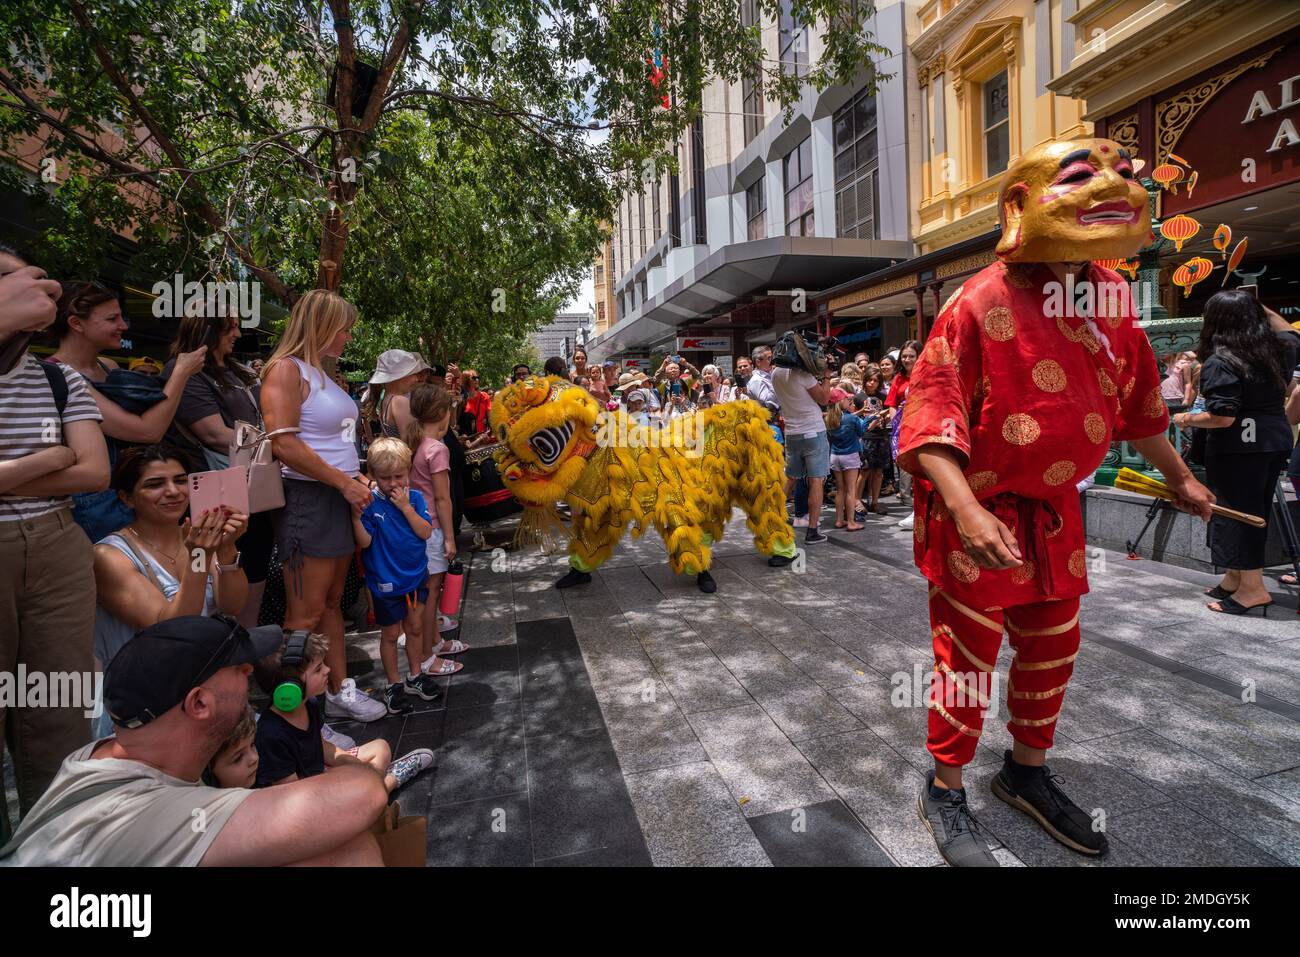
[1204,585,1235,600]
[1208,596,1272,617]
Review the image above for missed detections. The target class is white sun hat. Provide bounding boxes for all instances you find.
[370,349,430,385]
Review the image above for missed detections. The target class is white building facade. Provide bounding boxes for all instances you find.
[588,0,917,367]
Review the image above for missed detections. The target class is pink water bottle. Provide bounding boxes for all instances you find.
[439,560,465,617]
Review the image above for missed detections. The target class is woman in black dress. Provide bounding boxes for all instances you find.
[1173,291,1299,615]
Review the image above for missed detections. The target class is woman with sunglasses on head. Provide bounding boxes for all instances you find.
[163,297,274,628]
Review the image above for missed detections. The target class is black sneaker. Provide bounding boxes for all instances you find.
[403,673,444,702]
[696,570,717,593]
[384,682,415,716]
[990,750,1108,857]
[804,529,828,545]
[555,569,592,589]
[917,773,999,867]
[767,553,794,567]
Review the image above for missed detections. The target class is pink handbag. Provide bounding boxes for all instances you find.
[229,423,299,513]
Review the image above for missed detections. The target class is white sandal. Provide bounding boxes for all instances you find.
[431,638,469,656]
[422,657,463,676]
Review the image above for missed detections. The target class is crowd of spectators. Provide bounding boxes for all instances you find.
[0,244,508,865]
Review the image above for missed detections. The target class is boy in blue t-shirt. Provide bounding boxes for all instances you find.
[352,437,438,716]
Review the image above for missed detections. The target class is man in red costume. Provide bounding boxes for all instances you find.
[901,138,1215,867]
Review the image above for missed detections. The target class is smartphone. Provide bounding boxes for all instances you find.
[189,466,250,518]
[672,380,682,397]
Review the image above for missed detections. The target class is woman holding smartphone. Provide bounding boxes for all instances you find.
[260,289,385,723]
[92,444,247,681]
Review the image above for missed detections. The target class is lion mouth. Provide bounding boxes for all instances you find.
[528,422,575,468]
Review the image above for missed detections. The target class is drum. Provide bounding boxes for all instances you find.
[462,443,522,524]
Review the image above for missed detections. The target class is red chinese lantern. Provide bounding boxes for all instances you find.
[1172,257,1213,297]
[1152,164,1183,192]
[1118,259,1140,281]
[1093,258,1124,272]
[1160,214,1200,252]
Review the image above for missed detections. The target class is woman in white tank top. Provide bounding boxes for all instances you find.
[260,290,385,723]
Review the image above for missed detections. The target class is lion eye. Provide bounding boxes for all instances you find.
[498,425,508,442]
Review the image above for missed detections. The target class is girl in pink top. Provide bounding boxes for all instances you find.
[404,385,468,675]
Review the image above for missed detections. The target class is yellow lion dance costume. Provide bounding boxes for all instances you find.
[490,376,797,592]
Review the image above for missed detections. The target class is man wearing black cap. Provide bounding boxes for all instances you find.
[0,615,388,866]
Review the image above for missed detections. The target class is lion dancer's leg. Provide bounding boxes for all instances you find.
[555,511,621,589]
[989,597,1104,856]
[735,418,797,567]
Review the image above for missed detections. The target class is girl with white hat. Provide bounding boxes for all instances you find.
[360,349,430,442]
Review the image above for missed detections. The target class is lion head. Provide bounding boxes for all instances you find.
[489,376,603,506]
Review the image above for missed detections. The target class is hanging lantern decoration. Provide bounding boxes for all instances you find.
[1222,237,1248,286]
[1152,164,1183,192]
[1172,257,1214,297]
[1160,214,1200,252]
[1094,257,1125,272]
[1212,224,1232,258]
[1118,259,1141,281]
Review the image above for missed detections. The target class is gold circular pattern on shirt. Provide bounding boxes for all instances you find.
[933,496,951,521]
[948,550,981,583]
[914,517,926,544]
[1068,549,1087,578]
[1043,460,1077,486]
[1143,386,1165,418]
[984,306,1016,341]
[967,470,998,492]
[1032,359,1067,393]
[1097,368,1117,396]
[1084,412,1108,444]
[1002,413,1041,445]
[1114,357,1128,376]
[924,336,955,367]
[1011,559,1037,585]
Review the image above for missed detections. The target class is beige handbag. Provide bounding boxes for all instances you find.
[229,423,299,513]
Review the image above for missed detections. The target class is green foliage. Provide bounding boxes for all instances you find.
[0,0,890,369]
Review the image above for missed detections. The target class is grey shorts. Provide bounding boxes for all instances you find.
[273,478,356,563]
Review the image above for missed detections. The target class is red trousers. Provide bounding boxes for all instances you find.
[926,586,1080,767]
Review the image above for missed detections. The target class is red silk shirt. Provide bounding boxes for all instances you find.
[897,260,1170,609]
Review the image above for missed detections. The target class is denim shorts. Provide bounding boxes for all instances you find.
[785,430,830,480]
[425,526,449,575]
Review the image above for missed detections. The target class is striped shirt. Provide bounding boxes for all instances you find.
[0,354,103,522]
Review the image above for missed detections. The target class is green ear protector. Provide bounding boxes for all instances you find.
[272,630,311,713]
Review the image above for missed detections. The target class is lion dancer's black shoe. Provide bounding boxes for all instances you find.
[696,571,717,593]
[555,569,592,589]
[990,750,1108,857]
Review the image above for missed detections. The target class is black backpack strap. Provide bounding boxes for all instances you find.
[39,360,68,417]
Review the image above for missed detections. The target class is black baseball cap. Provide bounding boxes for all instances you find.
[104,614,284,729]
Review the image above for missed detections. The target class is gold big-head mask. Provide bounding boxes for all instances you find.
[995,137,1150,263]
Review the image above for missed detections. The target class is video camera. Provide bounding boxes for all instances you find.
[772,330,843,378]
